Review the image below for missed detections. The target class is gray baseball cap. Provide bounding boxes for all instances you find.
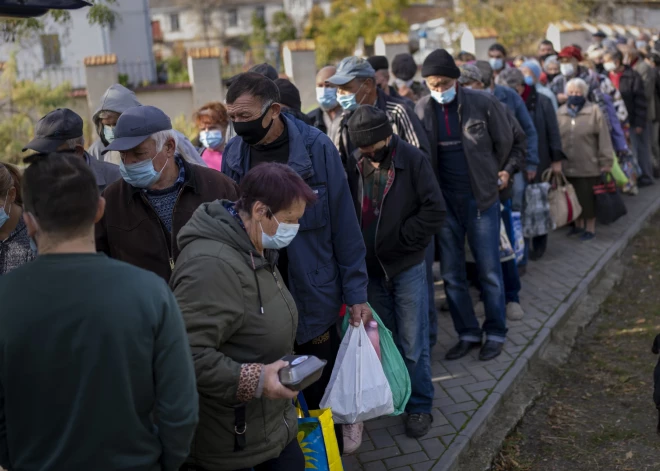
[102,105,172,154]
[326,56,375,86]
[22,108,83,153]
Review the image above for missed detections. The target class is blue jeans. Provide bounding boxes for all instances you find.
[440,192,507,343]
[630,122,654,182]
[368,261,433,414]
[425,237,438,349]
[501,199,521,304]
[512,173,529,266]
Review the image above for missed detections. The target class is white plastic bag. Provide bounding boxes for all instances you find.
[320,321,394,424]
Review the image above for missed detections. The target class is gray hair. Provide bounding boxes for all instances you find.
[566,78,589,96]
[64,136,85,150]
[150,129,178,153]
[496,68,525,89]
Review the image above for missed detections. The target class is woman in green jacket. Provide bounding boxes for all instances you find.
[171,163,317,471]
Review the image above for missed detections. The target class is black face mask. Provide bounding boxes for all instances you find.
[363,144,390,163]
[546,72,559,83]
[233,106,274,146]
[595,63,605,74]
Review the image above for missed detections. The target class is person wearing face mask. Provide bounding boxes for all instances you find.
[326,56,431,168]
[365,55,416,109]
[307,66,343,138]
[344,105,444,439]
[22,108,121,192]
[0,163,33,275]
[194,102,229,171]
[520,59,559,110]
[221,72,371,455]
[88,84,206,167]
[171,163,317,471]
[557,78,614,240]
[542,54,560,84]
[488,43,509,76]
[391,53,430,103]
[96,105,238,282]
[415,49,516,362]
[604,49,653,186]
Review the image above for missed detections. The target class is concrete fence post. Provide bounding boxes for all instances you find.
[282,39,317,112]
[187,47,224,109]
[460,28,498,60]
[546,22,590,52]
[83,54,119,124]
[373,32,410,67]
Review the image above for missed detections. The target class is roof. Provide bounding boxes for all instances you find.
[468,27,498,39]
[84,54,117,66]
[377,32,409,45]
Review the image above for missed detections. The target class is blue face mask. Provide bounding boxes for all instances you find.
[431,85,457,105]
[103,125,115,143]
[489,58,504,71]
[120,153,169,189]
[261,211,300,250]
[0,190,10,229]
[524,75,535,86]
[200,129,223,150]
[338,93,358,111]
[316,87,338,109]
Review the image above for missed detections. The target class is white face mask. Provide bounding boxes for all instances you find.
[260,211,300,250]
[603,61,617,72]
[560,63,575,77]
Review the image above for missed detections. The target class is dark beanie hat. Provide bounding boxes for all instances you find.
[347,105,393,148]
[391,53,417,81]
[274,78,301,111]
[367,55,389,72]
[249,63,278,81]
[421,49,460,79]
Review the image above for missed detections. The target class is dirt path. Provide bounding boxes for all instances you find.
[493,214,660,471]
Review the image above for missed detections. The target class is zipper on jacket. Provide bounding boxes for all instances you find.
[443,105,451,136]
[283,414,291,443]
[374,166,395,281]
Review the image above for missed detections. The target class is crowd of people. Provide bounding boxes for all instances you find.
[0,29,659,471]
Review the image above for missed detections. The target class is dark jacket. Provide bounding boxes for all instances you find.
[282,108,314,126]
[307,107,327,134]
[523,86,565,182]
[96,157,239,282]
[336,88,432,168]
[171,201,298,471]
[493,85,539,171]
[346,135,445,279]
[222,115,368,345]
[617,66,647,128]
[87,151,120,192]
[500,107,527,202]
[415,88,516,211]
[388,85,416,109]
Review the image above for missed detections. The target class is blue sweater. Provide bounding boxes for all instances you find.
[493,85,539,171]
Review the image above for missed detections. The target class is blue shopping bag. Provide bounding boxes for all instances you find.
[296,393,343,471]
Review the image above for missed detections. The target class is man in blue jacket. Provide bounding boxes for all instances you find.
[221,72,370,452]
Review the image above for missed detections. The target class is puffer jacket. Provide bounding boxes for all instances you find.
[558,102,614,178]
[170,200,298,471]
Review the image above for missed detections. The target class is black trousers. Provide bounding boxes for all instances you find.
[294,325,344,455]
[181,439,305,471]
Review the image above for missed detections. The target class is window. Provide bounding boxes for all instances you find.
[40,34,61,66]
[228,8,238,27]
[255,6,265,21]
[170,13,180,32]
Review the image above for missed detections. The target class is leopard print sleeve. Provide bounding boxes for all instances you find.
[237,363,264,403]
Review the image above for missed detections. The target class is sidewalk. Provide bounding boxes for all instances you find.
[342,183,660,471]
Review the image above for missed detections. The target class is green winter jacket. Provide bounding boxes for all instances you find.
[170,200,298,471]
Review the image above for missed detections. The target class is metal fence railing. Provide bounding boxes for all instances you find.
[16,64,86,89]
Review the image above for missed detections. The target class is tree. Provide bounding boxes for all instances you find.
[0,54,71,164]
[303,5,326,40]
[452,0,587,55]
[271,12,297,47]
[309,0,409,66]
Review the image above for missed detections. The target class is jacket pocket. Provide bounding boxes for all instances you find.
[308,262,338,287]
[299,184,328,231]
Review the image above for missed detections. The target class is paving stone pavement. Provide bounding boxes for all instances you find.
[341,184,660,471]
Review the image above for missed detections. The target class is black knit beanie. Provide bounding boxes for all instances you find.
[391,53,417,81]
[274,78,301,111]
[421,49,460,79]
[347,106,393,148]
[366,55,389,72]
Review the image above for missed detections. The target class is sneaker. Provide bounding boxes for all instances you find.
[580,231,595,242]
[506,302,524,320]
[474,301,485,316]
[342,422,363,454]
[406,413,433,438]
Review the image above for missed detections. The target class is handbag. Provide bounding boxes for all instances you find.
[543,169,582,228]
[511,211,525,264]
[296,393,344,471]
[522,182,556,238]
[593,173,627,225]
[341,305,411,415]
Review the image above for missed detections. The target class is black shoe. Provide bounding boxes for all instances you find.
[567,226,584,237]
[445,340,481,360]
[479,340,504,361]
[440,300,450,312]
[406,413,433,438]
[638,177,654,187]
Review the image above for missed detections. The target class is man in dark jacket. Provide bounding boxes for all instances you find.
[605,49,654,185]
[391,53,429,103]
[366,55,416,109]
[307,66,343,136]
[416,49,516,362]
[22,108,121,192]
[221,72,371,452]
[95,105,238,282]
[0,153,198,471]
[328,56,431,167]
[346,106,444,439]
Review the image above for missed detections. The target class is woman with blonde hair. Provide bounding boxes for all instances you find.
[194,101,229,171]
[0,162,34,275]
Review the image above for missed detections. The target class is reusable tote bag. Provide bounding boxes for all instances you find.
[593,173,627,225]
[543,169,582,228]
[522,182,555,238]
[296,393,343,471]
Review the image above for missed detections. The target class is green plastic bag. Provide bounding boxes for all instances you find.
[611,154,628,187]
[341,305,411,416]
